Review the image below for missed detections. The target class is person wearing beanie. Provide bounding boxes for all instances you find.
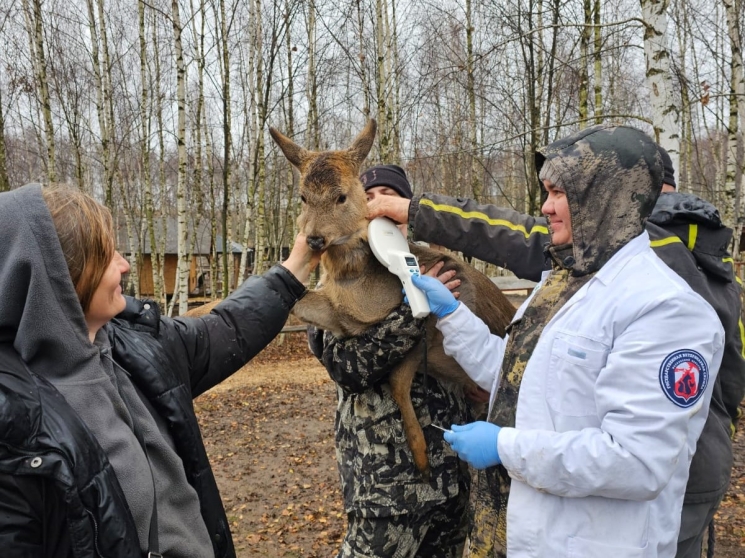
[368,136,744,558]
[360,164,414,201]
[306,162,476,557]
[659,146,677,191]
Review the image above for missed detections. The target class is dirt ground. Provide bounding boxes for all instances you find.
[195,333,745,558]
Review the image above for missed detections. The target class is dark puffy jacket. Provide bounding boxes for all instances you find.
[0,266,306,557]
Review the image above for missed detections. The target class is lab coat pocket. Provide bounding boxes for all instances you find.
[568,536,647,558]
[547,335,608,417]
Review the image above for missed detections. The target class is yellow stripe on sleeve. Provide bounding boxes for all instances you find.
[649,236,684,248]
[687,224,698,251]
[419,198,549,239]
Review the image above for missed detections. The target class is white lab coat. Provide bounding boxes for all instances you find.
[438,233,724,558]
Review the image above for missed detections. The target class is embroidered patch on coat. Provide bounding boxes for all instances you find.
[659,349,709,408]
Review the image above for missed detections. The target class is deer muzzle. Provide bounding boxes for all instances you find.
[307,236,326,251]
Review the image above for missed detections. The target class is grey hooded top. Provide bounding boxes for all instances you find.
[0,184,213,557]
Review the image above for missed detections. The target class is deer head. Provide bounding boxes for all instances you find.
[269,119,377,251]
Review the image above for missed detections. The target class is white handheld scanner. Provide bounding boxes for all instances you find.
[368,217,431,318]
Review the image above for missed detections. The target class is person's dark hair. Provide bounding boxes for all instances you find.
[41,185,116,312]
[359,164,413,199]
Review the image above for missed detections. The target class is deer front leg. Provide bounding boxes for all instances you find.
[292,291,345,335]
[389,346,430,481]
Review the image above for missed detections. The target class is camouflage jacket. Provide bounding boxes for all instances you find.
[308,305,472,518]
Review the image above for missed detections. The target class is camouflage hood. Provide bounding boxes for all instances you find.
[536,125,663,276]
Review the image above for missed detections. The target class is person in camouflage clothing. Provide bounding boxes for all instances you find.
[307,165,474,558]
[373,126,725,557]
[369,144,745,558]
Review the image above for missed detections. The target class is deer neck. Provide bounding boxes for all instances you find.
[320,233,379,282]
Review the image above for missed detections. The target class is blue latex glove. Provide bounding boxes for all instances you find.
[443,421,502,469]
[408,274,459,318]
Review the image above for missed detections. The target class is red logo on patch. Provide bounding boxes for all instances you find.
[673,361,699,401]
[659,349,709,408]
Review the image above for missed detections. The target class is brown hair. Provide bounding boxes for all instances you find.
[41,184,116,312]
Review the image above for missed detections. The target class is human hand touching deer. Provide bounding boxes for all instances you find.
[367,193,411,225]
[368,195,491,404]
[281,233,322,284]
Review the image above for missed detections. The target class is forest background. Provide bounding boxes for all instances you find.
[0,0,744,312]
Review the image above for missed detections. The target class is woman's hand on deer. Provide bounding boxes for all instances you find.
[281,233,322,284]
[367,195,411,225]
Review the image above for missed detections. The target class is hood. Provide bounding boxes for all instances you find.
[649,192,734,282]
[0,184,95,370]
[536,125,663,276]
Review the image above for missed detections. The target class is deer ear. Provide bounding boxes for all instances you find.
[269,127,310,172]
[347,119,377,169]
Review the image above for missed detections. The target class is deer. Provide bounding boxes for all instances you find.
[269,119,516,479]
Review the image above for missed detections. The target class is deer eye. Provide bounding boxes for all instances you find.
[337,195,347,204]
[300,195,307,204]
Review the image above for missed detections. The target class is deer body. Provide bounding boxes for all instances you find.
[270,120,515,477]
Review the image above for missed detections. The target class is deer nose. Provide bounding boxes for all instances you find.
[307,236,326,251]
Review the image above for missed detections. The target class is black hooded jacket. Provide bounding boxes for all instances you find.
[0,184,307,557]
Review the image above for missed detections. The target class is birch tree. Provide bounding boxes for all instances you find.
[172,0,190,315]
[640,0,680,165]
[140,0,164,306]
[22,0,56,182]
[0,86,8,191]
[723,0,745,239]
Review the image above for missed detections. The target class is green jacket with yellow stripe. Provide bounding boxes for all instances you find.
[409,191,745,504]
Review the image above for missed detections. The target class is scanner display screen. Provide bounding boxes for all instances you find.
[405,256,417,266]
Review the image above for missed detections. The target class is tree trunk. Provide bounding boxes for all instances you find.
[593,0,603,124]
[172,0,190,315]
[22,0,56,182]
[466,0,481,200]
[578,0,591,128]
[139,0,161,305]
[376,0,389,161]
[723,0,745,243]
[0,89,9,192]
[219,0,233,293]
[640,0,680,165]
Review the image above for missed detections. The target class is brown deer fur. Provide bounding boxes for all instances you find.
[269,119,515,478]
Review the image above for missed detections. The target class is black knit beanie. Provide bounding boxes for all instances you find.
[658,146,676,189]
[360,164,413,200]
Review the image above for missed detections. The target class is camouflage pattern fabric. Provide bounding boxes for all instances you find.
[468,255,592,557]
[535,125,661,277]
[468,125,663,557]
[308,304,474,556]
[337,474,469,558]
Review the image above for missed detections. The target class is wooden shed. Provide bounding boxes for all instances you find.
[118,216,251,297]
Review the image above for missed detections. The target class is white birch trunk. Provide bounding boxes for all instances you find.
[640,0,680,166]
[172,0,190,315]
[723,0,745,238]
[22,0,56,182]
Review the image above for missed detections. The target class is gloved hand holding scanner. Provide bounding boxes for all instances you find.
[406,274,501,469]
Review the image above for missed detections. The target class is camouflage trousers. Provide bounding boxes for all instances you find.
[337,489,469,558]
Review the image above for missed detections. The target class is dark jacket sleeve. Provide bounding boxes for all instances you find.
[321,305,424,393]
[722,280,745,430]
[160,264,307,397]
[0,474,69,557]
[410,193,551,281]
